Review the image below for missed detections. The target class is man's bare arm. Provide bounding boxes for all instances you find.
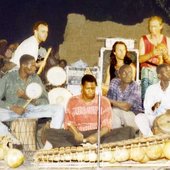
[67,123,84,143]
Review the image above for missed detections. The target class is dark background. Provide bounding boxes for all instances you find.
[0,0,169,47]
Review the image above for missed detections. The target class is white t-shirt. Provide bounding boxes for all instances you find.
[11,36,39,66]
[144,81,170,116]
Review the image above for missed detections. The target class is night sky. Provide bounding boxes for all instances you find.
[0,0,169,48]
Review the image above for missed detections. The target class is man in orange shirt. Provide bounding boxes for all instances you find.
[44,74,135,148]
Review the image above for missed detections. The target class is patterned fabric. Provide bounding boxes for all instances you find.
[0,70,48,109]
[107,78,143,114]
[64,95,112,131]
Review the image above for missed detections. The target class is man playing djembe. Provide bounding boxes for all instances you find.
[0,54,64,136]
[44,74,135,149]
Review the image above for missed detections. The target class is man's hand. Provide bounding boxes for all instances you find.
[36,60,46,68]
[152,101,161,111]
[74,132,84,143]
[17,89,28,100]
[10,105,25,115]
[85,133,97,144]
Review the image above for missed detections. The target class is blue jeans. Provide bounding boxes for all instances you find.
[0,104,64,135]
[141,67,158,100]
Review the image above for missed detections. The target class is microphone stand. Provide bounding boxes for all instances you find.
[97,84,102,169]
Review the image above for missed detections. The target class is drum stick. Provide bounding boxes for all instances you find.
[22,48,52,109]
[37,47,52,75]
[23,99,32,109]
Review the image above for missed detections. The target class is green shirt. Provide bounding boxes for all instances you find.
[0,70,48,109]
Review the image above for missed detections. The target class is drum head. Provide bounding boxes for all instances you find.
[46,66,66,86]
[26,83,42,99]
[155,114,170,134]
[48,87,72,108]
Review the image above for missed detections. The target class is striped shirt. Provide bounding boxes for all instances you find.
[64,95,112,131]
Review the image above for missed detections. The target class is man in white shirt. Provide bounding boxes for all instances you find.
[135,63,170,136]
[11,21,48,66]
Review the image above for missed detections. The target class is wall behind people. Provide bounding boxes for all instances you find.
[59,13,170,66]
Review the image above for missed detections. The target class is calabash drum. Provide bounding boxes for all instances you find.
[23,82,43,108]
[10,118,37,151]
[153,113,170,135]
[26,83,42,99]
[48,87,72,109]
[46,66,66,86]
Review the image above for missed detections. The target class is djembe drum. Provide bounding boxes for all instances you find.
[47,66,72,109]
[153,111,170,135]
[10,82,42,151]
[10,118,37,151]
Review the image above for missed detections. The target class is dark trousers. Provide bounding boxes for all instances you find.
[44,126,135,148]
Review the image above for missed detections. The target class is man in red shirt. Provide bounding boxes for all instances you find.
[44,74,135,148]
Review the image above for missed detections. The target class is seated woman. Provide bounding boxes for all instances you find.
[102,41,136,95]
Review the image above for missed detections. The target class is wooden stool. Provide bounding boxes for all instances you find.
[10,118,37,151]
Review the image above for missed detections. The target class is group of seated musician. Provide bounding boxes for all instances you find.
[43,63,170,149]
[43,73,136,149]
[1,15,170,151]
[0,54,170,150]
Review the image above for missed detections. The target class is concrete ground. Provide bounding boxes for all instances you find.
[0,157,170,170]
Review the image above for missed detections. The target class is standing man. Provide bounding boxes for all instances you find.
[107,64,143,131]
[43,74,135,149]
[135,64,170,136]
[0,54,64,136]
[11,21,48,67]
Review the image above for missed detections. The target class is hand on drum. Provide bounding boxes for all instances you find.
[17,88,37,105]
[10,105,26,115]
[74,132,84,143]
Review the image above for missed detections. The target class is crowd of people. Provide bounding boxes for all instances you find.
[0,15,170,149]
